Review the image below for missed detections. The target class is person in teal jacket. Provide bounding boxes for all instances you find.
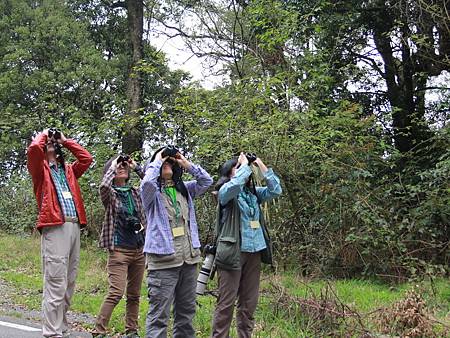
[211,152,282,338]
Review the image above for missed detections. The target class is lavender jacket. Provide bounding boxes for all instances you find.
[140,159,213,254]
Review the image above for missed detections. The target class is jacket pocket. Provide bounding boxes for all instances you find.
[215,236,239,268]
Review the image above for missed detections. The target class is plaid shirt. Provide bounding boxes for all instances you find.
[50,162,77,218]
[99,165,146,250]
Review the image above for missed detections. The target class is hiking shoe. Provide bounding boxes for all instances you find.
[123,331,140,338]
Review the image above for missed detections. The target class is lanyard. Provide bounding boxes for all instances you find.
[164,187,180,223]
[114,186,135,215]
[241,188,257,219]
[52,164,69,192]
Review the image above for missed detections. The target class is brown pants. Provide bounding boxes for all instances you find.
[95,248,145,334]
[211,252,262,338]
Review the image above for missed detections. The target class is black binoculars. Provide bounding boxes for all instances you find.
[162,145,179,158]
[245,152,257,163]
[48,128,61,140]
[117,154,130,164]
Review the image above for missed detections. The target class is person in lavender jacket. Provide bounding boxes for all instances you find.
[140,146,213,338]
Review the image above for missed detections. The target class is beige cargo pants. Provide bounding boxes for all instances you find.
[41,220,80,338]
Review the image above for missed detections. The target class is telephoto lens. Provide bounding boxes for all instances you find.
[196,244,216,296]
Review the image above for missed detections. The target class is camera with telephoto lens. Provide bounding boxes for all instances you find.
[117,154,130,165]
[161,145,179,158]
[48,128,61,140]
[246,152,257,163]
[196,244,216,296]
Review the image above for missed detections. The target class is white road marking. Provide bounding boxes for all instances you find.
[0,320,41,332]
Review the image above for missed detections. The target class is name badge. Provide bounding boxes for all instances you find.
[250,220,261,229]
[62,191,73,199]
[172,227,185,237]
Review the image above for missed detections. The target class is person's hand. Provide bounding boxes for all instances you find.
[111,157,119,171]
[129,159,137,170]
[254,158,264,167]
[56,131,67,144]
[155,148,168,162]
[175,152,191,170]
[238,152,249,167]
[254,157,268,174]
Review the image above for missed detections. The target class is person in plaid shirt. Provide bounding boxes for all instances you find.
[94,155,146,338]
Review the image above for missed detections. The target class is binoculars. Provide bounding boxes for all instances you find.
[117,154,131,165]
[48,128,61,140]
[162,145,179,158]
[245,152,257,163]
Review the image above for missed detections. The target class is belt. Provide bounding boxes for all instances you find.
[65,216,79,223]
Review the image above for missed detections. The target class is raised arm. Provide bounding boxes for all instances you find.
[255,169,282,203]
[62,135,93,178]
[27,132,48,184]
[218,164,252,205]
[253,158,282,203]
[128,159,145,180]
[184,164,213,199]
[99,163,116,207]
[140,159,162,209]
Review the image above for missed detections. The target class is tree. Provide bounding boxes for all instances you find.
[0,0,110,178]
[112,0,145,154]
[290,0,450,156]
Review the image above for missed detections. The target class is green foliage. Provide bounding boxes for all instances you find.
[0,172,36,233]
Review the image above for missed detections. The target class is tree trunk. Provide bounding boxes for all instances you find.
[372,11,429,155]
[122,0,144,155]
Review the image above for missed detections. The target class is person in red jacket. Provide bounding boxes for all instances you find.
[27,128,93,338]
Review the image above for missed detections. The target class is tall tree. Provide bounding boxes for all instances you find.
[123,0,144,154]
[108,0,144,154]
[290,0,450,156]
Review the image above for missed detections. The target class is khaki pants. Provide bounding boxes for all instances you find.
[41,221,80,338]
[211,252,261,338]
[95,248,145,335]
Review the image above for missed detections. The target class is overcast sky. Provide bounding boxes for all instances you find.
[150,30,223,89]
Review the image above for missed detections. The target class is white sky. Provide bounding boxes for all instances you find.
[150,32,223,89]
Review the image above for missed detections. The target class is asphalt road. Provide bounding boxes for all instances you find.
[0,316,92,338]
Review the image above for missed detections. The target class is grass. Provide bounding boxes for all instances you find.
[0,232,448,337]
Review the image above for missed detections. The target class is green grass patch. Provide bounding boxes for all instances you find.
[0,232,448,337]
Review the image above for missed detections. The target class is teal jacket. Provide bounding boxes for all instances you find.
[214,165,282,270]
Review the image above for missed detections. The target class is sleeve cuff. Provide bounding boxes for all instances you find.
[237,164,252,176]
[263,168,275,179]
[187,163,200,175]
[146,159,163,171]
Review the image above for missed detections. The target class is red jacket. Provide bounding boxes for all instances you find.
[27,133,93,230]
